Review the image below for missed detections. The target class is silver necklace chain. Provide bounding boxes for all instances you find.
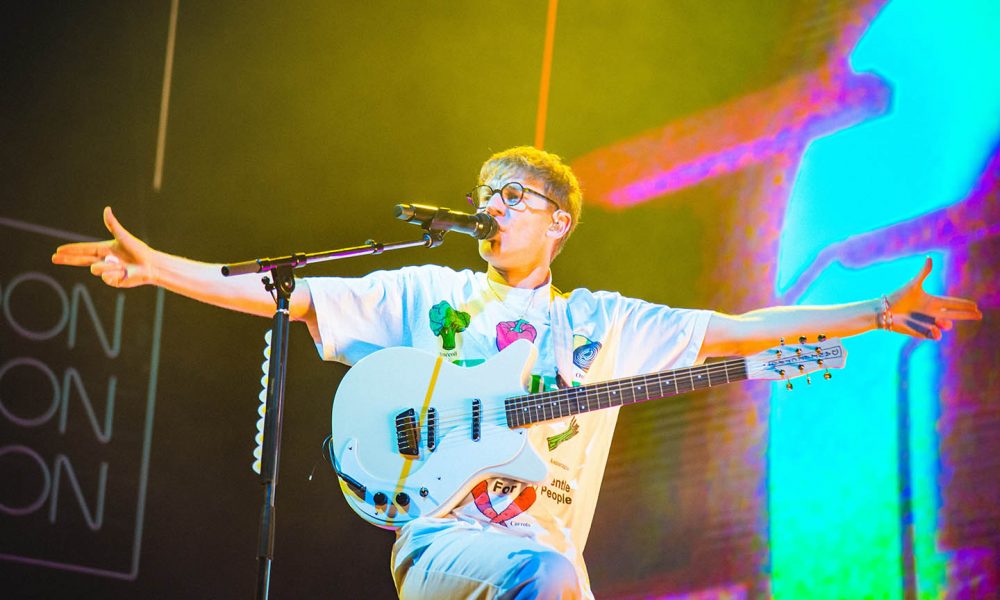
[486,277,545,321]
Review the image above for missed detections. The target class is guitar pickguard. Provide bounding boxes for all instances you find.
[331,340,547,530]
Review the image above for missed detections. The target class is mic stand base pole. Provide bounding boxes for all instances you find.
[255,265,293,600]
[222,231,446,600]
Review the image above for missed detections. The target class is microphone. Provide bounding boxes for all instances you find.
[394,204,498,240]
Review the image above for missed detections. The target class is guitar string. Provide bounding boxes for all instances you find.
[401,358,749,429]
[346,346,835,449]
[413,389,765,447]
[387,359,800,436]
[410,359,785,431]
[401,361,798,447]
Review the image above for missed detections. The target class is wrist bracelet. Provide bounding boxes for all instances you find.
[879,294,893,331]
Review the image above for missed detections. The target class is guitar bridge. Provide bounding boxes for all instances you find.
[395,408,419,457]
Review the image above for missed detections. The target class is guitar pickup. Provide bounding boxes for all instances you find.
[426,408,437,451]
[471,399,481,441]
[395,408,419,457]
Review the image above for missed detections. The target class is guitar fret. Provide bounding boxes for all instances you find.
[695,367,709,389]
[628,378,641,404]
[626,379,639,404]
[674,371,689,394]
[718,361,731,386]
[506,358,753,427]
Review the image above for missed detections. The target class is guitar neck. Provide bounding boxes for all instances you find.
[504,358,749,427]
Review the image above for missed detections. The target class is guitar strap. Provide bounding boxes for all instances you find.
[549,290,576,388]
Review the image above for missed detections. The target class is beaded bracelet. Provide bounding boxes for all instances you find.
[878,294,894,331]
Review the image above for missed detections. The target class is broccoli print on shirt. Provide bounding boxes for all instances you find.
[429,301,470,351]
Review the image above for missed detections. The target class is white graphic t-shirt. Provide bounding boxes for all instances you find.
[305,265,712,597]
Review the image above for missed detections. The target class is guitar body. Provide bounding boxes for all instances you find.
[331,339,548,530]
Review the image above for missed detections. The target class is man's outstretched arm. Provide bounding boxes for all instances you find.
[51,206,318,330]
[698,257,982,360]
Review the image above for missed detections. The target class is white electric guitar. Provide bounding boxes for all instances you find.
[330,337,846,529]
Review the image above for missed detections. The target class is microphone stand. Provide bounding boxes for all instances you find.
[222,230,446,600]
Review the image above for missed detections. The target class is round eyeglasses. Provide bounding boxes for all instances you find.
[467,182,559,211]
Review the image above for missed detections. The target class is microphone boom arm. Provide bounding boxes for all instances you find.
[220,232,444,277]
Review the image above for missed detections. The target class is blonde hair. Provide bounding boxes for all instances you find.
[479,146,582,256]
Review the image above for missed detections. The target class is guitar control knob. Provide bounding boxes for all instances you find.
[395,492,411,507]
[373,492,388,506]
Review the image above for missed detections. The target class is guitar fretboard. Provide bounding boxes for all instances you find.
[504,358,749,428]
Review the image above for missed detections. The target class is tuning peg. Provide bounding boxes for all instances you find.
[778,369,785,377]
[786,381,793,391]
[823,370,832,380]
[818,334,827,342]
[798,365,805,372]
[780,337,785,345]
[806,375,812,385]
[799,335,807,344]
[796,347,802,356]
[817,359,824,367]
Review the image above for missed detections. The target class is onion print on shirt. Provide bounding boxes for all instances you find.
[572,334,602,372]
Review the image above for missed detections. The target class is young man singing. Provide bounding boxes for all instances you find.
[52,146,981,598]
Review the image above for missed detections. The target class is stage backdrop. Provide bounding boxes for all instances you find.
[2,1,998,598]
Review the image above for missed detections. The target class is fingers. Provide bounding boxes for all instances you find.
[933,303,982,320]
[918,294,982,320]
[51,240,115,265]
[100,269,127,288]
[911,256,933,287]
[939,300,982,318]
[89,258,122,277]
[903,318,942,340]
[93,260,141,288]
[104,206,126,239]
[92,262,125,287]
[52,252,103,266]
[103,206,142,249]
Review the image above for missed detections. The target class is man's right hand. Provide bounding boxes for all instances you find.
[50,206,319,332]
[51,206,156,288]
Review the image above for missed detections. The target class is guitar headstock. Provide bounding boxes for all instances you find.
[746,335,846,389]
